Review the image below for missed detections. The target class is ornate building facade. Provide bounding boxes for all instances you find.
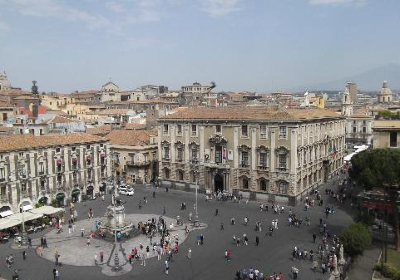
[0,133,110,213]
[158,106,345,205]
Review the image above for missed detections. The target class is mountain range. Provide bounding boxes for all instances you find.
[294,63,400,92]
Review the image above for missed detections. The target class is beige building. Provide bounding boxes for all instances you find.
[377,81,393,104]
[106,130,158,184]
[0,101,18,123]
[158,106,345,205]
[346,82,358,104]
[40,94,76,111]
[0,133,110,213]
[372,120,400,149]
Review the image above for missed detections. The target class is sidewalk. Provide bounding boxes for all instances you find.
[346,246,381,280]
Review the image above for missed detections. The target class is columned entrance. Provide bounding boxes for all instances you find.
[214,173,224,193]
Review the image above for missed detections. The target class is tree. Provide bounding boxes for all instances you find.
[31,80,39,95]
[350,149,400,251]
[340,222,372,258]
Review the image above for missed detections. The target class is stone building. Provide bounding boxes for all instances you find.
[372,120,400,149]
[106,129,158,184]
[0,133,110,213]
[377,81,393,103]
[158,106,345,205]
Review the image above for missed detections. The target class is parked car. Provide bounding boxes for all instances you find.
[119,186,134,196]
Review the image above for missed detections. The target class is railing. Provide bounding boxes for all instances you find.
[126,161,151,167]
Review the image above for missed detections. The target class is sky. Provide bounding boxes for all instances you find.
[0,0,399,93]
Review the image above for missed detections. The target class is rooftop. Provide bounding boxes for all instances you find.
[0,133,105,152]
[160,106,342,122]
[373,120,400,131]
[106,129,156,146]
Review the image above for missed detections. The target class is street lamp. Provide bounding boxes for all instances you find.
[17,163,26,245]
[194,170,199,227]
[112,183,120,271]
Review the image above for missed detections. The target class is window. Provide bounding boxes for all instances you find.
[72,147,76,151]
[0,167,5,181]
[163,146,170,159]
[177,147,183,162]
[216,125,221,134]
[241,151,249,166]
[20,183,26,192]
[242,177,249,189]
[259,153,267,167]
[177,170,184,181]
[215,146,223,163]
[390,132,398,147]
[0,185,6,198]
[87,145,91,149]
[363,127,366,133]
[278,181,288,194]
[259,179,268,191]
[191,125,197,136]
[279,154,287,169]
[191,148,198,162]
[241,125,248,137]
[260,125,267,139]
[39,162,44,174]
[164,168,170,179]
[279,126,287,138]
[353,127,357,133]
[177,124,182,135]
[56,148,61,153]
[163,124,169,135]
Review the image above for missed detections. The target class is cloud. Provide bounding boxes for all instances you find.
[309,0,367,5]
[0,14,9,32]
[201,0,241,18]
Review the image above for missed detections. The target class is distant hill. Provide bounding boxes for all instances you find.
[296,63,400,92]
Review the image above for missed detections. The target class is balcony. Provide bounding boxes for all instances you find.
[38,171,45,176]
[240,162,250,168]
[126,161,151,167]
[257,165,268,171]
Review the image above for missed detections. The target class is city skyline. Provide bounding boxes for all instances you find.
[0,0,399,93]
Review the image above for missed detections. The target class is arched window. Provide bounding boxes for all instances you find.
[164,168,170,179]
[259,179,268,191]
[241,177,249,189]
[177,170,184,181]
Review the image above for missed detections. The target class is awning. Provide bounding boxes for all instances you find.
[20,201,33,212]
[0,210,13,218]
[30,206,64,216]
[56,193,65,200]
[72,189,80,196]
[0,212,43,231]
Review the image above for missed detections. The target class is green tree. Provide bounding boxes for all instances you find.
[350,149,400,251]
[340,222,372,258]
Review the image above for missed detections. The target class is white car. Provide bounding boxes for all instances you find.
[119,187,134,196]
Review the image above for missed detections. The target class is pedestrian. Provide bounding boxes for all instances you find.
[312,260,318,273]
[100,251,104,263]
[231,217,235,225]
[215,208,218,216]
[27,236,32,247]
[292,266,299,279]
[255,235,259,246]
[87,236,91,246]
[165,260,169,275]
[55,253,59,266]
[313,233,317,243]
[200,234,204,245]
[52,268,57,280]
[94,253,98,265]
[244,216,248,226]
[163,207,166,215]
[55,268,59,280]
[187,248,192,259]
[153,191,156,198]
[22,250,26,260]
[220,222,224,231]
[37,246,43,256]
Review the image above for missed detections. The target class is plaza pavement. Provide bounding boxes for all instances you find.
[0,172,357,280]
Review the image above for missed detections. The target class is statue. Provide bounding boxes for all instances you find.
[331,254,340,277]
[31,80,39,95]
[339,244,346,265]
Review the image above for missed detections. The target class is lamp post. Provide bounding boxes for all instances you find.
[17,163,26,245]
[112,182,120,270]
[194,170,199,226]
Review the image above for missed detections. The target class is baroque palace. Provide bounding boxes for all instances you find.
[158,106,345,205]
[0,133,110,213]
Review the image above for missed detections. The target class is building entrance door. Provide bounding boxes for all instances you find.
[214,173,223,193]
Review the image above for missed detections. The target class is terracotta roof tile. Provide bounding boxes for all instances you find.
[105,130,154,146]
[160,106,341,121]
[0,101,15,107]
[123,123,147,130]
[0,133,106,152]
[98,109,132,115]
[86,125,112,135]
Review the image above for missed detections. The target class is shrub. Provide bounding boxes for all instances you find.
[375,263,397,278]
[339,222,372,258]
[355,212,375,227]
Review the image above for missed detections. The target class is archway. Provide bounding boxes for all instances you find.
[86,185,94,198]
[214,173,224,193]
[38,196,49,205]
[56,193,65,207]
[71,189,80,203]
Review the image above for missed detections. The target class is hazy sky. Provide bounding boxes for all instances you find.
[0,0,399,93]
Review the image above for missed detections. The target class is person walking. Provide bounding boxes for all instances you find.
[291,266,299,279]
[22,250,26,260]
[313,233,317,243]
[215,209,219,216]
[187,248,192,259]
[100,251,104,263]
[220,222,224,231]
[255,235,259,246]
[165,260,169,275]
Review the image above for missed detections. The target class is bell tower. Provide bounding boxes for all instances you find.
[341,87,353,116]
